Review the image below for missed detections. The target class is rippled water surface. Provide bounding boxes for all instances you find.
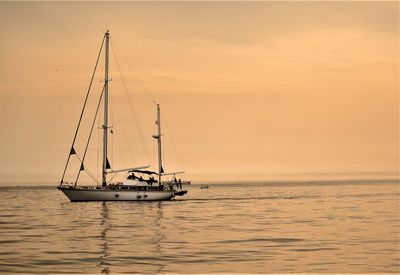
[0,180,399,273]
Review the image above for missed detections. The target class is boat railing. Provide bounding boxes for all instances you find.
[77,185,98,190]
[60,183,99,190]
[60,182,170,192]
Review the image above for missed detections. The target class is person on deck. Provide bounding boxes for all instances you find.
[178,179,182,189]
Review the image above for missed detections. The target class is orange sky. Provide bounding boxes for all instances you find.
[0,1,398,184]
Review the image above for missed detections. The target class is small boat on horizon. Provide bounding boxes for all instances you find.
[58,30,188,201]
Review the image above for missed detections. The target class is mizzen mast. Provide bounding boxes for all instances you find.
[152,104,163,185]
[102,30,110,188]
[156,104,162,185]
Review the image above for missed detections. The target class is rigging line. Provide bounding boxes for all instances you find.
[109,80,114,166]
[151,121,159,170]
[109,87,128,169]
[75,153,98,184]
[152,137,157,169]
[110,40,151,164]
[107,172,119,184]
[97,111,101,186]
[162,116,185,171]
[60,34,106,185]
[96,79,104,187]
[111,37,157,104]
[107,70,135,166]
[113,103,129,169]
[74,84,105,186]
[107,61,133,168]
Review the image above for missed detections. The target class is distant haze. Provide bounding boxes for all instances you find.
[0,1,398,184]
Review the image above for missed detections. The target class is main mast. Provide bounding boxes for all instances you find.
[102,30,110,188]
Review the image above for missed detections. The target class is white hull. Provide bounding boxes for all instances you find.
[58,187,175,202]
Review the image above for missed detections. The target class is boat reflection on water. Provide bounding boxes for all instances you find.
[98,202,110,274]
[154,203,165,274]
[97,202,166,274]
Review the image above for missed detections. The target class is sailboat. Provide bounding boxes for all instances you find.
[58,30,188,201]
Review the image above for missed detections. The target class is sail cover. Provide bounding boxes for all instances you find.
[129,169,157,175]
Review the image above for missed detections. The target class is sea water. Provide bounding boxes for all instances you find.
[0,180,399,273]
